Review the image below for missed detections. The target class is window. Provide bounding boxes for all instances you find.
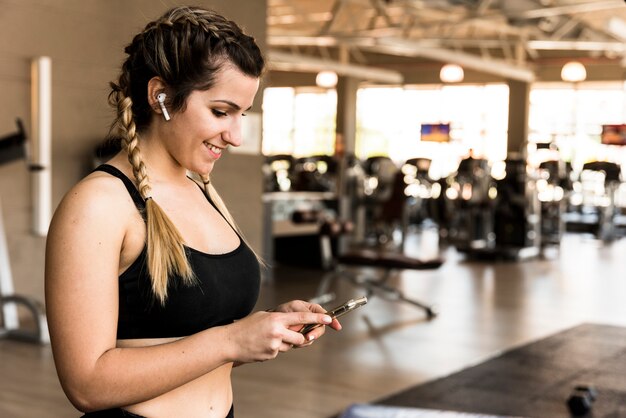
[262,87,336,157]
[529,82,626,172]
[262,82,626,178]
[356,84,509,178]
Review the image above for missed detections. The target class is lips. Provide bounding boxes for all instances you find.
[204,142,223,159]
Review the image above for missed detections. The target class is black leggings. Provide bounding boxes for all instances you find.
[81,404,234,417]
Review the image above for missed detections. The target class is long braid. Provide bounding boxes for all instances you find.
[110,67,195,305]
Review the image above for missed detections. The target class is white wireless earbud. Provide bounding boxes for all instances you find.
[156,93,171,121]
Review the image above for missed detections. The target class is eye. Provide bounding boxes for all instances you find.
[212,109,228,117]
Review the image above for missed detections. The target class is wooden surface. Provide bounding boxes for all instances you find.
[2,231,626,417]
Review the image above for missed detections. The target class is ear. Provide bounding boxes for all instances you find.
[147,77,169,114]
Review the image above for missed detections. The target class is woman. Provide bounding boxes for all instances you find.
[45,6,340,418]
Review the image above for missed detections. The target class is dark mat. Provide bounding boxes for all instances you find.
[373,323,626,418]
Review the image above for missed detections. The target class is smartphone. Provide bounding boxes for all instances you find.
[300,296,368,334]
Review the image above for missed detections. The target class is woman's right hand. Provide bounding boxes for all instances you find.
[224,310,332,363]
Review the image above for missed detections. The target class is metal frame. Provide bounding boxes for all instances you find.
[267,0,626,81]
[0,198,49,344]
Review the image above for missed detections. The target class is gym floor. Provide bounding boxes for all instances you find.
[1,231,626,418]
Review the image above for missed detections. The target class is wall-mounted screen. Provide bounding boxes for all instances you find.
[601,124,626,146]
[420,123,450,143]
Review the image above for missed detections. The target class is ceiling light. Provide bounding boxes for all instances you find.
[439,64,464,83]
[561,61,586,82]
[315,70,338,88]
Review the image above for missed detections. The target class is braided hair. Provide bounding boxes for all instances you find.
[108,6,265,304]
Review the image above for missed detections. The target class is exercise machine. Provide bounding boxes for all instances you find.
[447,156,542,259]
[401,157,449,231]
[0,119,49,344]
[565,161,623,241]
[360,156,400,246]
[292,155,338,193]
[263,154,296,192]
[492,157,542,258]
[536,159,567,247]
[446,156,497,253]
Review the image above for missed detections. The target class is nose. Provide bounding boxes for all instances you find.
[222,116,243,147]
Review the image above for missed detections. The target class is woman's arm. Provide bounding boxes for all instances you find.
[45,176,332,412]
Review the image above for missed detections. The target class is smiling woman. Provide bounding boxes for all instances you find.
[44,5,341,418]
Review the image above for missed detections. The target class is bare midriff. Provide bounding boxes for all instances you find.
[116,337,233,418]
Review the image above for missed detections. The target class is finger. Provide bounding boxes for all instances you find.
[305,303,325,313]
[303,327,324,342]
[278,342,293,353]
[294,339,314,348]
[284,312,333,327]
[330,318,342,331]
[279,327,307,346]
[301,314,342,333]
[303,318,341,339]
[276,300,309,313]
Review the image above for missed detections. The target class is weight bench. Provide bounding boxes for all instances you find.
[312,217,443,319]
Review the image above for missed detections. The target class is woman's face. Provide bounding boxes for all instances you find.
[160,65,260,176]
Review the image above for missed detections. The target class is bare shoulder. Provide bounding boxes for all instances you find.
[48,170,137,243]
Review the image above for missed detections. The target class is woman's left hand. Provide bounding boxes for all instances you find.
[272,300,342,346]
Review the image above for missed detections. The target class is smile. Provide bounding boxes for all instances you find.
[204,142,223,157]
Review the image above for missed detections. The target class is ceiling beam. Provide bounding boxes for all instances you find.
[476,0,495,15]
[269,34,523,50]
[270,35,383,48]
[513,1,624,20]
[369,38,535,82]
[318,0,344,35]
[267,50,404,84]
[550,17,580,41]
[269,35,535,81]
[528,40,626,53]
[267,12,332,25]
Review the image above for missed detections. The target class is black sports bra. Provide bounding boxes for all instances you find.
[94,164,261,339]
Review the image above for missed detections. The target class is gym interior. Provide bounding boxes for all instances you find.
[2,1,626,417]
